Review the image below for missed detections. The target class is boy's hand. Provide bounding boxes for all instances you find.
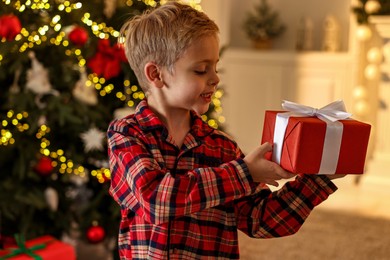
[244,142,296,187]
[326,174,347,180]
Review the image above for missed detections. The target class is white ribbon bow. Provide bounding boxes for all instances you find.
[281,100,352,122]
[273,100,352,174]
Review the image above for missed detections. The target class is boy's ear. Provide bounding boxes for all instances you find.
[144,62,163,88]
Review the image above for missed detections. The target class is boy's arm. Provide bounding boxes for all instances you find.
[108,126,259,226]
[235,175,337,238]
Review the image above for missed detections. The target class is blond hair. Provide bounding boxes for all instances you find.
[120,1,219,91]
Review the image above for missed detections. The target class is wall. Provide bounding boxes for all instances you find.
[200,0,232,47]
[219,50,353,153]
[228,0,352,51]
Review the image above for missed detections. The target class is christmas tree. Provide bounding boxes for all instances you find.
[243,0,285,42]
[0,0,224,255]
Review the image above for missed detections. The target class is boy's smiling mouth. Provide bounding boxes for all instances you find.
[200,92,213,102]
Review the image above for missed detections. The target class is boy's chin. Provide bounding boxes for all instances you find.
[192,105,210,115]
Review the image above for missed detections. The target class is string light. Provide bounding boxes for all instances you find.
[81,13,119,39]
[205,89,225,129]
[91,168,111,183]
[356,24,372,41]
[4,0,84,53]
[1,129,14,145]
[179,0,202,10]
[352,1,379,119]
[86,73,144,105]
[365,0,381,14]
[1,110,29,146]
[143,0,158,7]
[58,1,82,12]
[2,115,85,177]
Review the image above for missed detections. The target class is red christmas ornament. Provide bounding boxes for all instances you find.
[34,156,54,176]
[87,39,127,80]
[0,14,22,41]
[86,225,106,244]
[68,26,89,46]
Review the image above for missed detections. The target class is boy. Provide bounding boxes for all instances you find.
[108,2,343,259]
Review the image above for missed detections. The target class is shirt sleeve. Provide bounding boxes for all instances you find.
[107,122,259,226]
[235,174,337,238]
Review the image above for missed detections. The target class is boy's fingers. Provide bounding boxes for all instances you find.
[274,165,295,179]
[266,179,279,187]
[259,142,272,157]
[281,170,296,179]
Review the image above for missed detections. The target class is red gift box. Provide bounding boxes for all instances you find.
[0,235,76,260]
[261,109,371,174]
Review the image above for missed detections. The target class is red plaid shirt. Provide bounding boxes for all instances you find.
[108,100,337,259]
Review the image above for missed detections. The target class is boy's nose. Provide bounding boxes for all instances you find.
[208,75,220,87]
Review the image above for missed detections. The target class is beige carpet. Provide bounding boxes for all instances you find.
[238,209,390,260]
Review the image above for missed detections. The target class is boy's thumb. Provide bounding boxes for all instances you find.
[259,142,273,157]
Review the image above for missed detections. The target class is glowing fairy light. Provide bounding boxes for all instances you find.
[51,15,61,24]
[180,0,202,10]
[144,0,157,7]
[81,13,119,39]
[1,110,29,146]
[91,168,111,183]
[1,129,14,145]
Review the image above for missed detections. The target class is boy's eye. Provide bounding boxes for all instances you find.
[194,70,207,75]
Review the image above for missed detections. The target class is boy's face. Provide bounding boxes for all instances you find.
[160,34,220,115]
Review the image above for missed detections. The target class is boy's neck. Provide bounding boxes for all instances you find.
[148,99,191,147]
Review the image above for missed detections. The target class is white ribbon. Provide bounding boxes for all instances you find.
[272,100,352,174]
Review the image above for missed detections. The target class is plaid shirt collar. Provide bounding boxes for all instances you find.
[134,99,214,138]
